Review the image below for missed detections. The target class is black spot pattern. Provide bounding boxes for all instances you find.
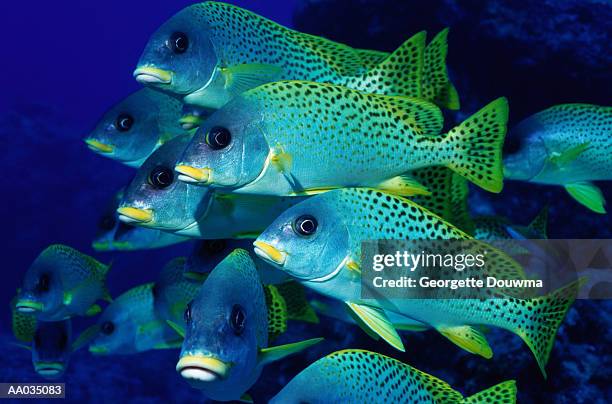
[264,284,288,341]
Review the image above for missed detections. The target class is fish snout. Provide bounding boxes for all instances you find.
[133,66,173,85]
[117,207,153,224]
[253,241,287,266]
[175,165,211,184]
[176,354,231,384]
[85,138,114,154]
[15,299,43,313]
[34,362,65,378]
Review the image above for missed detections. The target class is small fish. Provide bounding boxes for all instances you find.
[270,349,517,404]
[11,318,97,380]
[134,2,458,109]
[175,248,322,402]
[175,82,507,195]
[504,104,612,213]
[253,188,581,376]
[92,188,188,252]
[473,206,549,241]
[117,134,304,238]
[89,282,182,355]
[85,88,197,167]
[15,245,112,321]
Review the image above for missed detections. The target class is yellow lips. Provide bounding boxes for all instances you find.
[178,115,202,130]
[15,300,43,312]
[253,241,287,266]
[133,66,173,84]
[175,165,211,183]
[176,355,230,381]
[117,207,153,223]
[85,139,114,153]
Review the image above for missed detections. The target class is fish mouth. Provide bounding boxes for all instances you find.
[117,207,153,224]
[35,362,65,377]
[253,241,287,266]
[15,299,43,313]
[178,115,202,130]
[85,139,114,154]
[88,345,109,355]
[176,355,230,382]
[175,165,211,184]
[133,66,173,85]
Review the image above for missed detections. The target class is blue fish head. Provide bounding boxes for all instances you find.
[118,135,212,232]
[84,89,173,166]
[177,249,267,399]
[134,5,217,97]
[254,192,351,281]
[32,320,72,380]
[503,117,548,181]
[17,248,66,317]
[176,99,269,189]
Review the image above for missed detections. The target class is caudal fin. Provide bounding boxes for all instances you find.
[516,278,585,377]
[275,281,319,324]
[444,98,508,193]
[462,380,517,404]
[423,28,461,110]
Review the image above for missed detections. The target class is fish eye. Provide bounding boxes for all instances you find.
[205,126,232,150]
[184,302,192,324]
[98,215,116,231]
[198,240,227,257]
[229,304,246,335]
[149,166,174,189]
[115,113,134,132]
[169,32,189,54]
[101,321,115,335]
[293,215,318,236]
[37,274,50,293]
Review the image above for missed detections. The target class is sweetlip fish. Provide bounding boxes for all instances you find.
[116,134,305,238]
[134,2,458,110]
[473,206,549,241]
[253,188,582,376]
[270,349,517,404]
[15,245,112,321]
[85,88,197,167]
[89,282,182,355]
[175,82,507,195]
[174,248,322,402]
[92,188,188,251]
[504,104,612,214]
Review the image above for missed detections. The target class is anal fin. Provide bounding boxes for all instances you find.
[565,182,606,214]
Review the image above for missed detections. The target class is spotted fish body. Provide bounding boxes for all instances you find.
[270,350,517,404]
[177,82,507,195]
[89,283,180,355]
[117,135,305,239]
[135,2,458,110]
[85,89,196,167]
[504,104,612,213]
[16,245,111,321]
[254,188,581,375]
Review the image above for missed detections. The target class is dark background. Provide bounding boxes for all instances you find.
[0,0,610,402]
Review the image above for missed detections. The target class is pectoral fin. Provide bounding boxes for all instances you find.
[258,337,324,366]
[71,324,101,352]
[63,292,73,306]
[270,145,293,173]
[345,302,405,351]
[565,182,606,214]
[85,304,102,316]
[166,320,186,338]
[549,142,591,166]
[222,64,284,97]
[438,325,493,359]
[239,393,254,403]
[378,174,431,197]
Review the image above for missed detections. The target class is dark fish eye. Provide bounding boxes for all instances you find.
[149,166,174,189]
[184,302,192,324]
[205,126,231,150]
[115,113,134,132]
[101,321,114,335]
[198,240,227,257]
[99,215,116,231]
[293,215,318,236]
[229,304,246,335]
[169,32,189,54]
[37,274,50,293]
